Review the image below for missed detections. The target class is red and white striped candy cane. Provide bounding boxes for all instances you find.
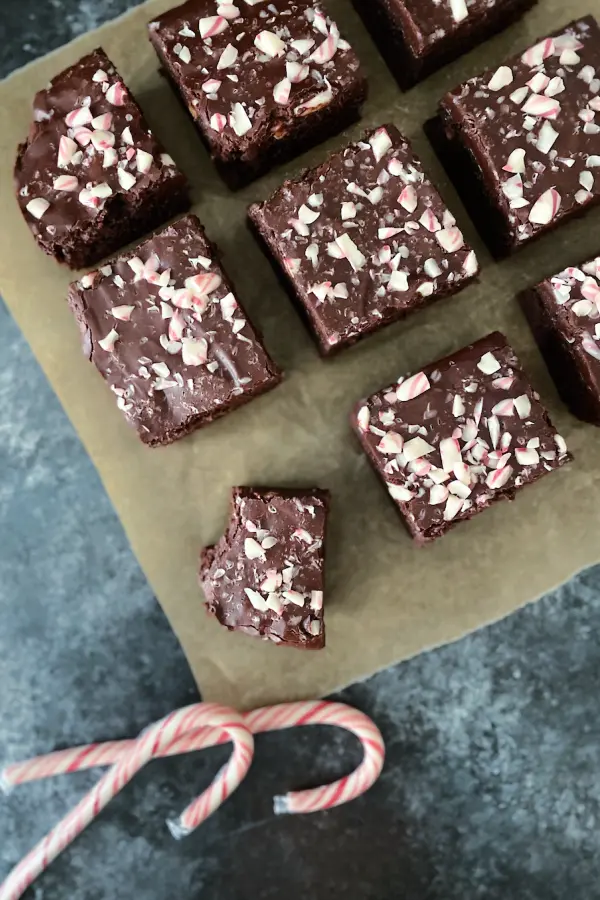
[0,701,385,898]
[0,704,253,900]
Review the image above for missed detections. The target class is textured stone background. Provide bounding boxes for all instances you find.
[2,3,600,898]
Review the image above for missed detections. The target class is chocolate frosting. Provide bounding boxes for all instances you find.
[250,123,478,353]
[15,49,183,253]
[68,215,281,445]
[393,0,533,53]
[200,487,328,648]
[354,332,571,542]
[148,0,363,160]
[440,17,600,248]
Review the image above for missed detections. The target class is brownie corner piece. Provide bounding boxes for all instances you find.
[520,255,600,425]
[148,0,367,189]
[68,214,281,446]
[15,47,190,270]
[352,331,571,544]
[351,0,537,90]
[249,123,479,355]
[431,17,600,257]
[200,486,329,648]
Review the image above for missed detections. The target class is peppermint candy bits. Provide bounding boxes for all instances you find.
[200,487,329,647]
[15,49,189,269]
[351,0,537,89]
[67,215,281,446]
[148,0,367,188]
[432,17,600,257]
[352,332,571,544]
[249,124,478,355]
[521,254,600,425]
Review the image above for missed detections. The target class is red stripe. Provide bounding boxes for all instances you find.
[323,778,348,809]
[294,700,329,727]
[67,743,101,774]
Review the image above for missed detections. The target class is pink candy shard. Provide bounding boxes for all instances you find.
[396,372,430,402]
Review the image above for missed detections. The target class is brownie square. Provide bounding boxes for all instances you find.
[428,17,600,258]
[200,487,329,648]
[352,332,571,544]
[15,48,190,270]
[520,255,600,425]
[249,123,479,355]
[351,0,537,90]
[68,215,282,446]
[148,0,367,189]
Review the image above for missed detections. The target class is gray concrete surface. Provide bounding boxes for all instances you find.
[1,3,600,897]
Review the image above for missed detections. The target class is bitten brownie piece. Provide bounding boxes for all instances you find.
[352,332,571,544]
[200,487,329,648]
[428,18,600,258]
[15,48,190,270]
[68,215,281,446]
[249,124,479,355]
[148,0,367,189]
[520,255,600,425]
[351,0,537,90]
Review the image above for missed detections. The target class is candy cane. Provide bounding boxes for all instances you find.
[3,701,384,817]
[0,704,254,900]
[1,701,383,897]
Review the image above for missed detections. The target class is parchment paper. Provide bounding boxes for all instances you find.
[1,0,600,711]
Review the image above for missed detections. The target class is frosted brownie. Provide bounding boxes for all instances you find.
[249,124,479,355]
[352,332,571,543]
[15,48,189,269]
[428,17,600,256]
[68,215,281,446]
[521,254,600,425]
[200,486,328,647]
[148,0,367,188]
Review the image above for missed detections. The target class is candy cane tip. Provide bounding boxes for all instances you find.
[273,794,290,816]
[166,816,192,841]
[0,770,13,796]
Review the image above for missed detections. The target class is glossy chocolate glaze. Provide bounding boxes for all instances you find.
[148,0,366,178]
[438,18,600,251]
[15,48,189,267]
[68,215,281,446]
[249,123,478,355]
[353,332,571,543]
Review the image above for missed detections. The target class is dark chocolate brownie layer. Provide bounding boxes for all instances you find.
[200,486,328,648]
[148,0,367,189]
[352,0,537,89]
[352,332,571,544]
[249,123,479,355]
[15,48,190,269]
[520,255,600,425]
[430,17,600,257]
[68,214,282,446]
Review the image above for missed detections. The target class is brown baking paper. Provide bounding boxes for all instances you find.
[1,0,600,710]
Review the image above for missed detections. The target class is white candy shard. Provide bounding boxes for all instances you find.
[254,30,286,57]
[229,102,252,136]
[488,66,513,91]
[377,431,405,454]
[98,328,119,351]
[369,128,392,163]
[26,198,50,219]
[181,337,208,366]
[477,351,501,374]
[387,483,413,503]
[335,233,366,271]
[528,188,561,225]
[218,43,239,69]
